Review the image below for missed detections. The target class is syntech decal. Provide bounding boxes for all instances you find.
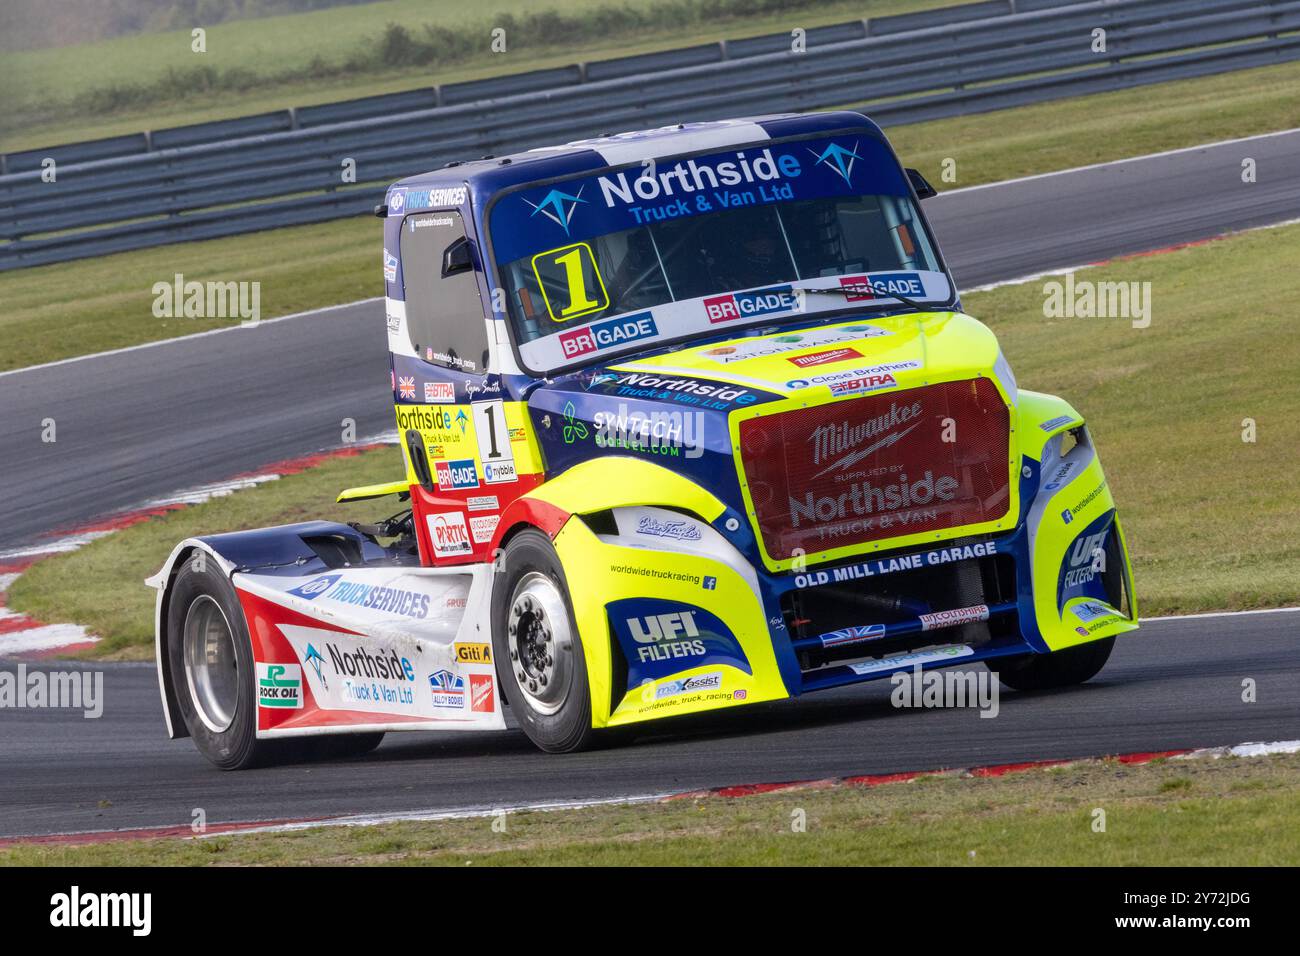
[608,598,751,686]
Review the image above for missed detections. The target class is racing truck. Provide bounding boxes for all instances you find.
[150,111,1138,769]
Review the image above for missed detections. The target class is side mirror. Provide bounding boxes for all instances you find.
[441,235,474,277]
[405,429,435,493]
[906,168,938,200]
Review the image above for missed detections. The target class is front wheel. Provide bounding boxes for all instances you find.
[991,636,1116,691]
[491,530,595,753]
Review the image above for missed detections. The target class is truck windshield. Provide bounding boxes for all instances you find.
[489,133,949,373]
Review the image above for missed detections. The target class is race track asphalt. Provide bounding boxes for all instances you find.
[1,130,1298,839]
[1,611,1296,838]
[2,129,1299,550]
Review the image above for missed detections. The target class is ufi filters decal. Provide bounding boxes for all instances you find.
[608,597,751,687]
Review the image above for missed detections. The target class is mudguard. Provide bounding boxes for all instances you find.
[148,521,505,740]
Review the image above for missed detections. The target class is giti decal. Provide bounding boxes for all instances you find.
[455,642,493,665]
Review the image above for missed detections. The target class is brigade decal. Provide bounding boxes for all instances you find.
[256,663,303,709]
[435,458,480,491]
[704,284,799,324]
[559,312,658,359]
[608,598,750,686]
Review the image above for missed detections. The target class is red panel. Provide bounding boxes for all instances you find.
[739,378,1010,561]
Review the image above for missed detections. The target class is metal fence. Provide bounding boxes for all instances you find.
[3,0,1298,270]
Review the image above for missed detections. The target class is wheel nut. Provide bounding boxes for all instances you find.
[517,670,526,682]
[539,674,548,686]
[509,649,518,661]
[529,679,538,692]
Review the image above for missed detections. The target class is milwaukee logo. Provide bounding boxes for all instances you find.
[808,400,923,477]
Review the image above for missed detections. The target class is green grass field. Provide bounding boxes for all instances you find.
[0,0,965,150]
[4,751,1297,865]
[9,221,1300,656]
[4,56,1299,374]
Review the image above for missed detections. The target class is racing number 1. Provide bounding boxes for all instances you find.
[531,242,609,321]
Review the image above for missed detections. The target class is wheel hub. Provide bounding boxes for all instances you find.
[506,572,573,716]
[182,594,240,734]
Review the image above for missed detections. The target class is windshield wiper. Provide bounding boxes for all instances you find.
[790,283,929,313]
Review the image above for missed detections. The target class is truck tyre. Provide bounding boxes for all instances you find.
[991,636,1115,691]
[492,529,595,753]
[167,560,280,770]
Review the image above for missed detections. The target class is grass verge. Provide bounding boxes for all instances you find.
[7,445,403,659]
[4,752,1298,864]
[9,220,1300,654]
[4,56,1299,371]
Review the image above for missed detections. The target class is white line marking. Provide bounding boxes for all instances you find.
[202,792,678,838]
[0,625,95,654]
[960,216,1300,294]
[0,531,114,561]
[1140,605,1300,623]
[939,127,1300,197]
[0,296,381,381]
[1178,740,1300,759]
[0,574,18,593]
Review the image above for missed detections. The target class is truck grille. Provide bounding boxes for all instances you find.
[738,378,1011,562]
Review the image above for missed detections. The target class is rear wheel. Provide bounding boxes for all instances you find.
[991,636,1115,691]
[167,560,277,770]
[491,530,595,753]
[169,561,388,769]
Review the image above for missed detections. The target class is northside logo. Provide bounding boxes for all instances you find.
[596,148,801,209]
[559,312,658,358]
